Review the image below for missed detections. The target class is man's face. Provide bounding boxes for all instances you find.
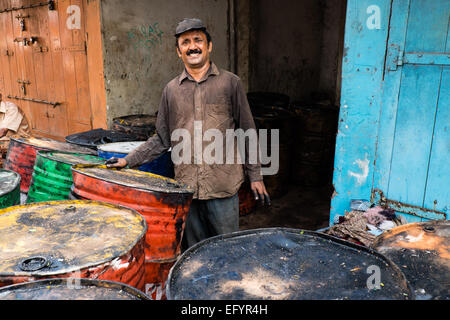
[176,30,212,69]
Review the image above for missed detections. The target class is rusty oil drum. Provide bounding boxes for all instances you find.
[0,200,147,291]
[166,228,413,300]
[112,114,157,140]
[4,137,97,194]
[0,169,21,209]
[26,151,104,203]
[0,278,150,300]
[372,220,450,300]
[70,165,194,298]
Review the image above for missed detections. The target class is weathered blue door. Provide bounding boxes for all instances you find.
[373,0,450,222]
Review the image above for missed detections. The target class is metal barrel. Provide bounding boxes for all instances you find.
[70,165,194,298]
[4,137,97,194]
[97,141,174,178]
[0,200,147,292]
[290,102,339,186]
[166,228,413,300]
[65,128,144,150]
[0,169,21,209]
[0,278,150,300]
[252,106,295,198]
[372,220,449,300]
[26,151,104,203]
[112,114,157,140]
[247,92,290,109]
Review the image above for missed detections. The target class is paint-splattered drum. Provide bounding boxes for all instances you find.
[0,278,150,300]
[4,137,96,193]
[167,228,413,300]
[372,220,450,300]
[0,200,147,291]
[0,169,21,209]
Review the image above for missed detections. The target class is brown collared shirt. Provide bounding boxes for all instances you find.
[124,62,262,200]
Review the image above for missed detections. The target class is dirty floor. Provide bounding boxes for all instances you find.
[239,183,332,232]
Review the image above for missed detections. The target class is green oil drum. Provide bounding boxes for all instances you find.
[26,151,104,203]
[0,170,21,209]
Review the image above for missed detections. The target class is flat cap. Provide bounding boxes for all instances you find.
[175,18,206,36]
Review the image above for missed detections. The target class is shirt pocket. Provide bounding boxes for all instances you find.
[206,104,231,130]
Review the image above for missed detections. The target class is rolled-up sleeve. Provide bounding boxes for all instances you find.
[232,79,263,182]
[124,87,171,168]
[1,102,23,132]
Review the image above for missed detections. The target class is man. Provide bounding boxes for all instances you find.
[0,93,31,163]
[108,18,270,248]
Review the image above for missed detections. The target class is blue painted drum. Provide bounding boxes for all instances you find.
[97,142,174,178]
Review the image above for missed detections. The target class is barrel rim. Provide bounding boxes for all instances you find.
[112,113,157,127]
[0,169,21,197]
[0,200,148,277]
[0,277,151,300]
[71,164,194,195]
[371,220,449,248]
[9,136,97,155]
[165,227,415,300]
[35,150,103,166]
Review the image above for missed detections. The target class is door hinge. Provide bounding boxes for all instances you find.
[386,44,404,72]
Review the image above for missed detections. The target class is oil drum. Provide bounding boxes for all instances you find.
[70,165,194,299]
[65,128,144,150]
[0,278,150,300]
[4,137,97,194]
[0,169,21,209]
[290,103,339,186]
[166,228,413,300]
[97,141,174,178]
[112,114,157,140]
[0,200,147,291]
[372,220,449,300]
[26,151,104,203]
[252,106,295,198]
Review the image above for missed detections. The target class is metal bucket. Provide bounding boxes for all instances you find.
[166,228,413,300]
[26,151,104,203]
[372,220,449,300]
[112,114,157,140]
[4,137,97,194]
[97,141,174,178]
[0,278,150,300]
[65,128,144,150]
[0,200,147,291]
[0,169,21,209]
[70,165,194,297]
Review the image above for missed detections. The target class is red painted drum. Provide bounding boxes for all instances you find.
[0,200,147,292]
[70,165,194,299]
[4,137,97,193]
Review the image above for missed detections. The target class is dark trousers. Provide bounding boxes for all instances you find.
[182,193,239,250]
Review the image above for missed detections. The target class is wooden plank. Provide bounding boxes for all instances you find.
[423,67,450,214]
[85,0,106,129]
[0,0,12,96]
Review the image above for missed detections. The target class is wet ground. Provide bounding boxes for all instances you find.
[239,183,333,232]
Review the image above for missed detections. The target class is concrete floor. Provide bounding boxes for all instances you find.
[239,183,333,232]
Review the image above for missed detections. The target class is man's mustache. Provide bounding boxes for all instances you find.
[187,49,202,56]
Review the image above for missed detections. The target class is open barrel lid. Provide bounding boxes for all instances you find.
[97,141,146,154]
[0,169,21,197]
[0,278,150,300]
[372,220,450,300]
[167,228,413,300]
[37,151,104,166]
[10,136,97,155]
[72,165,192,194]
[0,200,147,276]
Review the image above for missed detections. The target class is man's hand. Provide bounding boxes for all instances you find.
[105,157,128,168]
[250,180,271,206]
[0,128,9,138]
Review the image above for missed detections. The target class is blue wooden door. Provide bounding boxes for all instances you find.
[373,0,450,222]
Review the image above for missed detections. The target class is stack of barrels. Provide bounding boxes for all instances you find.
[0,114,190,300]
